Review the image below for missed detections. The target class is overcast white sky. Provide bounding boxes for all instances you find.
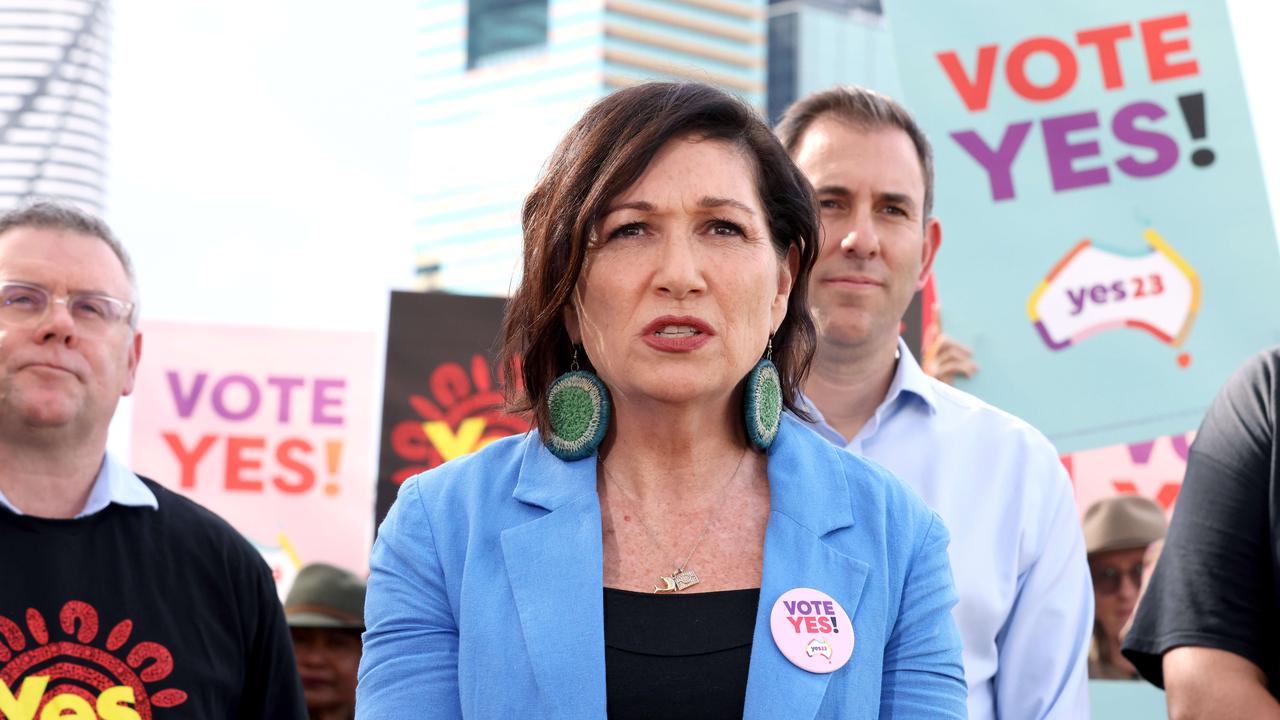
[101,0,1280,452]
[107,0,417,333]
[103,0,416,453]
[104,0,1280,333]
[1220,1,1280,229]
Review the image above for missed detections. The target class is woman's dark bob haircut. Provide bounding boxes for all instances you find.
[500,81,820,433]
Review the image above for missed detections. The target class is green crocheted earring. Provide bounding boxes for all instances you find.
[744,335,782,450]
[544,346,610,461]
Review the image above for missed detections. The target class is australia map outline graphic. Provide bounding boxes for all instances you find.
[1027,228,1201,353]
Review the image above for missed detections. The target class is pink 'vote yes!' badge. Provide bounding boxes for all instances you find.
[769,587,854,673]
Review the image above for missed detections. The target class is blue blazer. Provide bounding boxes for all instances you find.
[357,415,966,719]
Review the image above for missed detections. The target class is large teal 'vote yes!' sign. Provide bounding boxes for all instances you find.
[887,0,1280,452]
[939,13,1213,200]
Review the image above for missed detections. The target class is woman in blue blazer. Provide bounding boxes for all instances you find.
[358,82,966,718]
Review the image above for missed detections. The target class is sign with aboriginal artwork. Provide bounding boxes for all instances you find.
[130,321,378,581]
[376,292,530,525]
[887,0,1280,451]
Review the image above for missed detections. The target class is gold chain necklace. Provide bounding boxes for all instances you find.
[600,446,749,593]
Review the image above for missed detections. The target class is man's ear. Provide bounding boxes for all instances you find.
[122,330,143,397]
[917,217,942,291]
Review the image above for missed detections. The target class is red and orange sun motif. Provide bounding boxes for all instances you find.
[0,600,187,718]
[391,354,531,484]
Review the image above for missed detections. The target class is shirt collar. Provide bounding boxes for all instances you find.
[795,337,938,445]
[890,336,940,414]
[0,453,159,518]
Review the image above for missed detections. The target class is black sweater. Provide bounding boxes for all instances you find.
[0,478,306,719]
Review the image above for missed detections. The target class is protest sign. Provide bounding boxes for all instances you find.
[131,321,377,586]
[888,0,1280,451]
[376,292,530,525]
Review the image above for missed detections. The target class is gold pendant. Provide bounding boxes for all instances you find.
[654,568,700,593]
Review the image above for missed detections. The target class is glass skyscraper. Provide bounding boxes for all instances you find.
[0,0,110,214]
[766,0,896,124]
[414,0,767,294]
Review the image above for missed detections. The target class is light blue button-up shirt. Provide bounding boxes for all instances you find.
[0,452,158,518]
[798,338,1093,720]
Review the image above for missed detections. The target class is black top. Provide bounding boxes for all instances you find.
[604,587,760,719]
[0,478,307,719]
[1123,348,1280,695]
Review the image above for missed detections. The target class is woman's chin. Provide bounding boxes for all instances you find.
[612,376,732,408]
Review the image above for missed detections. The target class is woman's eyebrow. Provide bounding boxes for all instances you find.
[603,200,654,214]
[603,197,754,215]
[699,196,755,215]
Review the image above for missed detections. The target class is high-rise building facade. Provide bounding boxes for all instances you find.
[414,0,766,294]
[0,0,110,214]
[766,0,896,124]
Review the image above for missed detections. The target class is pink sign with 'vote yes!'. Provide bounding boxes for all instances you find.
[129,320,377,592]
[769,588,854,673]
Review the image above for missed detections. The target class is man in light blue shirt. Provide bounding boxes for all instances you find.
[777,87,1093,719]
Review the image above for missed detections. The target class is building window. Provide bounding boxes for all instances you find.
[467,0,549,68]
[767,12,798,125]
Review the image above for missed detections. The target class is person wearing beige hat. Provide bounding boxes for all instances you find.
[1082,495,1167,680]
[287,563,367,720]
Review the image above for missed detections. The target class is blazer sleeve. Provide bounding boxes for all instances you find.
[879,512,968,719]
[357,477,464,720]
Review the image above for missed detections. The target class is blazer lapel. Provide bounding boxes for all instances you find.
[743,417,872,720]
[501,436,606,720]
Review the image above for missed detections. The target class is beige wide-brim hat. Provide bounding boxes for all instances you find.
[285,563,367,629]
[1083,495,1167,555]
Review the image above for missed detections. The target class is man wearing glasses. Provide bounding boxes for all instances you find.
[0,202,306,718]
